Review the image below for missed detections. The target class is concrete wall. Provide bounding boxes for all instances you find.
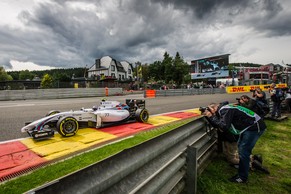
[0,88,123,101]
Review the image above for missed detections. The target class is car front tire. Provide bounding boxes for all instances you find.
[57,116,79,137]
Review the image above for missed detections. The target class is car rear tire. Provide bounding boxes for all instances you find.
[46,110,60,128]
[57,116,79,137]
[46,110,60,116]
[135,108,149,123]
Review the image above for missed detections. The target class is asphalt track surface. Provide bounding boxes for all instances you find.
[0,92,246,142]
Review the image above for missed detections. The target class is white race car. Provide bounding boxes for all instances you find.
[21,99,149,140]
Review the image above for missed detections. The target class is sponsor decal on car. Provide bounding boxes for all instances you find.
[34,133,49,138]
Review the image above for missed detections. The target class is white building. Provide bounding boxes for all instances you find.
[88,56,134,81]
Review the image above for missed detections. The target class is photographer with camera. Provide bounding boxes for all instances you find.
[252,88,267,104]
[237,95,269,118]
[201,104,240,166]
[201,102,266,183]
[269,83,285,118]
[238,95,258,113]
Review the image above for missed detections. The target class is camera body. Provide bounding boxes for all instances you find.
[250,89,255,92]
[235,98,241,104]
[199,107,210,113]
[199,101,229,114]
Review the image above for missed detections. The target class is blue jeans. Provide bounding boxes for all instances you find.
[237,128,265,180]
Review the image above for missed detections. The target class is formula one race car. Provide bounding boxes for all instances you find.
[21,99,149,140]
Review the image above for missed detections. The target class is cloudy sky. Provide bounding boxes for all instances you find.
[1,0,291,71]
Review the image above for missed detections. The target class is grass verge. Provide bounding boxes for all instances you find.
[0,117,197,194]
[197,118,291,194]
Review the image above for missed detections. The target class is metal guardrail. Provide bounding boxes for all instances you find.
[154,88,226,97]
[26,117,217,194]
[0,88,123,101]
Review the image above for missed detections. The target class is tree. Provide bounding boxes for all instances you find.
[140,63,150,83]
[19,70,34,80]
[172,52,189,85]
[53,72,71,82]
[0,67,13,81]
[41,74,53,88]
[148,61,165,81]
[162,52,173,84]
[7,71,19,80]
[147,52,190,86]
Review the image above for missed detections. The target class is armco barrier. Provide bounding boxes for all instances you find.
[0,88,123,101]
[26,117,217,194]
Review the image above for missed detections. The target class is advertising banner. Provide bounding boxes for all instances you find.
[226,84,287,93]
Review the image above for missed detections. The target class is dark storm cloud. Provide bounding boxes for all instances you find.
[153,0,290,37]
[14,0,175,67]
[152,0,281,18]
[152,0,249,19]
[0,0,290,70]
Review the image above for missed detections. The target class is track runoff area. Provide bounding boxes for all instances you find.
[0,107,201,182]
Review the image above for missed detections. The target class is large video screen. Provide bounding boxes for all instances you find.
[190,54,230,79]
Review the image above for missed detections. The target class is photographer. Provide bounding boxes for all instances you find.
[201,104,240,166]
[201,102,266,183]
[269,83,284,118]
[252,88,267,104]
[238,95,257,112]
[238,95,268,118]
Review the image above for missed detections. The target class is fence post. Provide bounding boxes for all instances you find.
[186,146,198,194]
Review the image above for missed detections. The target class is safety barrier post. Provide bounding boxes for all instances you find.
[105,87,108,96]
[145,89,156,98]
[186,146,198,194]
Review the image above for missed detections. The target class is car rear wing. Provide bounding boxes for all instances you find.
[126,99,146,110]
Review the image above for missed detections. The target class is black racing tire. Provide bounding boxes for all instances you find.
[135,108,149,123]
[46,110,60,128]
[56,116,79,137]
[46,110,60,116]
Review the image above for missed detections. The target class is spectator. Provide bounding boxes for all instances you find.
[219,83,225,89]
[269,83,284,118]
[202,102,266,183]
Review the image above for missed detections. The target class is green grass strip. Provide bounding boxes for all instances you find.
[0,117,198,194]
